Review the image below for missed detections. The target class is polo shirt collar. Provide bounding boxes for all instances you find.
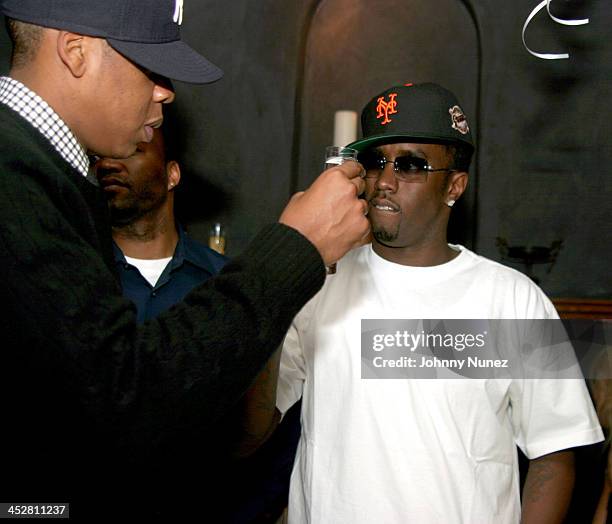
[113,225,215,275]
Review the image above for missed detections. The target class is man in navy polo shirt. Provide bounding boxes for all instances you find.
[95,126,226,321]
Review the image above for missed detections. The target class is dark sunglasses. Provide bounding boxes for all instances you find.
[358,152,455,182]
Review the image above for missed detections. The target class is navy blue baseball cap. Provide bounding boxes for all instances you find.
[1,0,223,84]
[347,83,474,152]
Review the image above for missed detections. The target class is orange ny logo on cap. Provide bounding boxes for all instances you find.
[376,93,398,125]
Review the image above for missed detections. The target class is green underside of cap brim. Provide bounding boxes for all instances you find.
[347,133,474,152]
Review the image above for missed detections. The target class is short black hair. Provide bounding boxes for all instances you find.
[447,142,473,172]
[5,18,43,69]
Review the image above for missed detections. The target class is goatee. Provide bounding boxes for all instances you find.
[372,227,399,243]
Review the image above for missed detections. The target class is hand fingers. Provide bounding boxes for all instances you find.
[322,163,365,196]
[352,213,372,249]
[338,165,365,196]
[350,176,365,197]
[353,200,371,245]
[360,197,368,216]
[336,161,365,180]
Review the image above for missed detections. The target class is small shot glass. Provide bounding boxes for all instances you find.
[323,146,359,275]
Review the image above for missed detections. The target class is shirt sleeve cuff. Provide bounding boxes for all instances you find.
[523,426,605,459]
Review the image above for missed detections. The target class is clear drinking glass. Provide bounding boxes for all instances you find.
[324,146,359,170]
[324,146,359,274]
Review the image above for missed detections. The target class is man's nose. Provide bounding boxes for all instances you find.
[153,82,175,104]
[375,162,398,192]
[94,158,124,178]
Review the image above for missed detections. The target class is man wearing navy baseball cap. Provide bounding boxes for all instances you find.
[0,0,369,519]
[1,0,225,158]
[255,82,602,522]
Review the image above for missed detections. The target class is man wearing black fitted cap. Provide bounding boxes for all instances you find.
[0,0,369,518]
[246,82,602,522]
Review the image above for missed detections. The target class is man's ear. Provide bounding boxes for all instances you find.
[167,160,181,190]
[56,31,90,78]
[446,171,468,203]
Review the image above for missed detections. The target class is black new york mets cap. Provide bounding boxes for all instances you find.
[1,0,223,84]
[347,83,474,152]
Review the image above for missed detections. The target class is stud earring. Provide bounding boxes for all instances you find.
[447,200,456,207]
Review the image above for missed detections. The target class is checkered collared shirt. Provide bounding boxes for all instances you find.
[0,76,90,178]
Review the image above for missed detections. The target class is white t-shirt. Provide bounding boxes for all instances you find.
[277,244,603,524]
[124,255,172,287]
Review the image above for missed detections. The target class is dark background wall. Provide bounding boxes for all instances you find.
[1,0,610,298]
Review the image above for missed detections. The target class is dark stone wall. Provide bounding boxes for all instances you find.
[472,0,611,297]
[1,0,610,298]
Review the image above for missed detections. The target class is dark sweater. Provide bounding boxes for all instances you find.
[0,103,324,518]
